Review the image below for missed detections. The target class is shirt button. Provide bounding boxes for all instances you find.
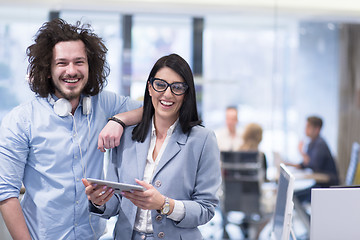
[155,180,162,187]
[156,215,163,221]
[76,201,79,204]
[76,178,80,181]
[75,223,78,227]
[158,232,165,238]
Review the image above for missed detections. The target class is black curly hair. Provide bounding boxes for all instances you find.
[26,18,109,97]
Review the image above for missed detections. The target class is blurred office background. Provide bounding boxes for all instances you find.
[1,0,360,239]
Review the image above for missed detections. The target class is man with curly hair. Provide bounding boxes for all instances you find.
[0,18,141,240]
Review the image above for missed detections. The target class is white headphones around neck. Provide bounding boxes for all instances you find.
[48,94,91,117]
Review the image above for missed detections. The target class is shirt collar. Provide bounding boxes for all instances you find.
[47,93,88,105]
[151,117,179,137]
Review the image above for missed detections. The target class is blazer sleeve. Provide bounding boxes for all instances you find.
[175,130,222,228]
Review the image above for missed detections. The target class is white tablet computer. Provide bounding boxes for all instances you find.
[87,178,146,194]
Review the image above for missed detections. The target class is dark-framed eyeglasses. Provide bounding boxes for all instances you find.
[149,77,188,96]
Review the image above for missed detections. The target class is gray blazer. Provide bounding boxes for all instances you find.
[95,123,221,240]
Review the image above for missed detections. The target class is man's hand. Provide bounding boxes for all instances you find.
[97,121,124,152]
[98,107,143,152]
[302,154,310,165]
[298,140,310,166]
[298,140,305,154]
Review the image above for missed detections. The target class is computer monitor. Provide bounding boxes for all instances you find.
[345,142,360,185]
[270,163,296,240]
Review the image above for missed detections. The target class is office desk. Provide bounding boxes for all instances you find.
[291,170,330,183]
[279,166,330,183]
[311,187,360,240]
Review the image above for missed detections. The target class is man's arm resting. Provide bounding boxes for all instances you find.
[0,197,31,240]
[98,107,143,152]
[113,107,143,127]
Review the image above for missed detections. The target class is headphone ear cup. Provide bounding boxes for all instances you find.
[54,98,72,117]
[82,97,91,115]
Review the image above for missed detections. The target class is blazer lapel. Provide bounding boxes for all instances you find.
[135,130,151,180]
[153,124,188,178]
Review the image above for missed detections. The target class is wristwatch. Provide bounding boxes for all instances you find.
[160,197,170,215]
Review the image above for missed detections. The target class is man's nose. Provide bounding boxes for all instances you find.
[66,63,77,75]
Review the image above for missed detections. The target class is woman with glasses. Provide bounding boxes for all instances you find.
[83,53,221,240]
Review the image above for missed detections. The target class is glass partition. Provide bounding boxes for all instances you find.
[0,7,340,167]
[0,7,48,121]
[202,15,339,166]
[131,14,192,100]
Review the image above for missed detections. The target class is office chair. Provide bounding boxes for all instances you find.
[220,151,266,239]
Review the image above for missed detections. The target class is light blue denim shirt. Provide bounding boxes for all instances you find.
[0,90,141,240]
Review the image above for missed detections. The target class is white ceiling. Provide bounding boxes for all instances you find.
[1,0,360,20]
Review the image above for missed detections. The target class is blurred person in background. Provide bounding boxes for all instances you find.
[239,122,268,181]
[286,116,339,202]
[215,106,243,151]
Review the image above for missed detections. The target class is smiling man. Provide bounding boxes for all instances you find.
[51,40,89,110]
[0,19,142,240]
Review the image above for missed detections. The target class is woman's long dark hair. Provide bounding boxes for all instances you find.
[132,54,202,142]
[27,18,109,97]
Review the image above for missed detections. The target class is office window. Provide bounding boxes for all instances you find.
[203,15,339,165]
[0,7,48,122]
[0,8,340,167]
[131,15,192,100]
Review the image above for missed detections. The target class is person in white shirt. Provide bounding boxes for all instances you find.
[215,106,243,151]
[83,54,221,240]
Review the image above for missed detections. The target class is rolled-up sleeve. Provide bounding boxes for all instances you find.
[0,107,29,202]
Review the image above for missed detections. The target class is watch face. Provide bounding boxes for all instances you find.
[163,205,170,214]
[161,197,170,214]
